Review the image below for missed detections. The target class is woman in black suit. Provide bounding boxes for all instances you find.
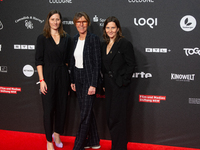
[101,16,136,150]
[70,12,101,150]
[35,10,71,150]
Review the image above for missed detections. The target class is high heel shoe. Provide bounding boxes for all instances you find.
[52,133,63,148]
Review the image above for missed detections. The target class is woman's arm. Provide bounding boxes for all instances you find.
[90,35,101,88]
[122,40,136,86]
[37,65,47,95]
[35,35,47,95]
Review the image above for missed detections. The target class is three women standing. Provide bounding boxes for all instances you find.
[35,10,71,150]
[36,10,135,150]
[101,16,136,150]
[70,12,101,150]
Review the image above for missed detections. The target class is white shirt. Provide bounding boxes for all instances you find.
[74,39,85,68]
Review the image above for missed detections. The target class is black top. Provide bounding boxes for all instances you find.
[35,34,71,67]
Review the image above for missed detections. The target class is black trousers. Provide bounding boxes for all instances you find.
[42,65,69,142]
[105,74,130,150]
[73,67,100,150]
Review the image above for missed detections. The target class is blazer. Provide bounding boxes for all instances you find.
[70,31,101,87]
[102,38,136,87]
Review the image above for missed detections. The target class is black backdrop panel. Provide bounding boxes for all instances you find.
[1,0,200,149]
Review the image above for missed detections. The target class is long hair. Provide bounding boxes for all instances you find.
[73,12,91,26]
[103,16,124,44]
[43,10,66,38]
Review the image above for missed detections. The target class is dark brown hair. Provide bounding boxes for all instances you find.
[43,10,66,38]
[103,16,124,44]
[73,12,91,26]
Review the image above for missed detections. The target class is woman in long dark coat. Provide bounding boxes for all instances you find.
[101,16,136,150]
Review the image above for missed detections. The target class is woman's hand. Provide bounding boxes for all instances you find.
[88,86,96,95]
[40,81,47,95]
[71,84,76,91]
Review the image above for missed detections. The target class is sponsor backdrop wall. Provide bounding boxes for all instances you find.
[0,0,200,149]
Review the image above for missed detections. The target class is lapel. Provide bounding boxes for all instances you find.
[107,39,120,62]
[102,41,119,71]
[83,31,90,55]
[73,31,90,55]
[73,33,79,52]
[102,42,106,58]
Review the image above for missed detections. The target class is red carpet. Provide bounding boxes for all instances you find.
[0,130,199,150]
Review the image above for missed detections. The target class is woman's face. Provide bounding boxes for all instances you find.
[105,22,119,40]
[75,16,88,35]
[49,13,61,30]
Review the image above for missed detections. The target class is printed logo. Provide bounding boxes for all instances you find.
[62,20,74,25]
[0,44,2,51]
[139,95,166,103]
[171,73,195,82]
[189,98,200,105]
[14,44,35,50]
[92,15,106,26]
[128,0,154,3]
[0,21,3,30]
[132,72,152,78]
[23,65,34,77]
[183,47,200,56]
[180,15,196,32]
[0,66,7,73]
[134,18,157,28]
[93,15,98,22]
[49,0,72,3]
[0,86,21,94]
[145,48,171,53]
[15,16,44,29]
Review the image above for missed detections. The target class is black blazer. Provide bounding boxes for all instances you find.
[102,38,136,87]
[70,31,101,87]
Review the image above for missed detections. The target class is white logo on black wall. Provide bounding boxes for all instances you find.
[93,15,106,26]
[132,72,152,78]
[0,44,2,51]
[134,18,157,28]
[146,48,171,53]
[0,66,7,73]
[0,21,3,30]
[49,0,72,3]
[62,20,74,25]
[23,65,34,77]
[189,98,200,105]
[183,47,200,56]
[171,73,195,82]
[14,44,35,50]
[180,15,196,32]
[128,0,154,3]
[15,16,44,29]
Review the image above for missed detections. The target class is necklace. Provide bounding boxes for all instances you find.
[107,41,114,54]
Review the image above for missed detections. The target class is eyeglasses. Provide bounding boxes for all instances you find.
[76,21,88,25]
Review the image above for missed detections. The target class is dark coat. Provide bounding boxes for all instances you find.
[70,31,101,87]
[101,38,136,87]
